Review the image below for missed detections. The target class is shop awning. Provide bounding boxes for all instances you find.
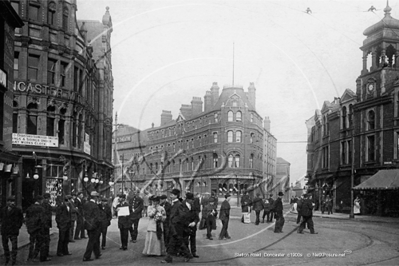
[353,169,399,190]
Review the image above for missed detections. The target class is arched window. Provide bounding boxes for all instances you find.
[228,111,234,122]
[48,2,56,25]
[348,104,353,128]
[228,155,234,167]
[236,131,242,142]
[249,154,254,168]
[214,113,218,123]
[250,133,254,144]
[235,155,240,168]
[78,114,83,148]
[213,153,218,168]
[63,7,69,31]
[250,113,254,123]
[227,131,233,142]
[213,132,218,143]
[27,102,38,135]
[236,111,242,121]
[342,106,347,129]
[368,110,375,130]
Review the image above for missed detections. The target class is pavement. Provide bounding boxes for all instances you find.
[1,204,398,257]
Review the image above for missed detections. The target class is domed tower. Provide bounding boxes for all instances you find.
[358,1,399,99]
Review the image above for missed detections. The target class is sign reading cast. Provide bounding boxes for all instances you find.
[13,81,86,104]
[12,133,59,147]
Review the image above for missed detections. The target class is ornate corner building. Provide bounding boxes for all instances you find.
[7,0,113,209]
[306,3,399,215]
[113,82,277,199]
[0,0,24,207]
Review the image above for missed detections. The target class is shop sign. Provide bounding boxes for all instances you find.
[12,133,58,147]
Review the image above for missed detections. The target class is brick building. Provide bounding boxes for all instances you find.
[306,3,399,215]
[9,0,113,209]
[113,82,277,200]
[0,0,24,206]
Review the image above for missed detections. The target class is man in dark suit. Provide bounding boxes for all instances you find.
[265,194,275,222]
[182,192,200,258]
[0,196,24,266]
[218,193,231,240]
[252,193,264,225]
[55,196,72,256]
[273,192,285,233]
[116,194,131,250]
[162,189,192,263]
[99,198,112,250]
[129,189,143,243]
[41,193,54,258]
[160,194,171,251]
[297,193,318,234]
[241,190,252,223]
[25,195,49,262]
[74,191,86,240]
[82,191,102,261]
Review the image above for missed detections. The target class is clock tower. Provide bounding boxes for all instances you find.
[357,2,399,101]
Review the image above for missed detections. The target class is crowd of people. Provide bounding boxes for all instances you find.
[1,188,320,265]
[0,191,113,265]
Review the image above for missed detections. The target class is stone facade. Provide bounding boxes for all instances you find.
[306,3,399,215]
[0,0,24,206]
[10,0,113,209]
[113,83,276,199]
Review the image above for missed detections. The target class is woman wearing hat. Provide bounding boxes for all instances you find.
[143,196,166,256]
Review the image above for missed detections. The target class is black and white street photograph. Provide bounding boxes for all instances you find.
[1,0,399,265]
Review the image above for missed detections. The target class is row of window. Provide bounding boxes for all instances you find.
[148,131,260,152]
[11,1,70,31]
[150,111,258,140]
[134,152,258,176]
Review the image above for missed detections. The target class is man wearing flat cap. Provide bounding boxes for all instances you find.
[182,192,200,258]
[219,193,232,240]
[162,189,192,263]
[272,192,285,233]
[0,196,24,266]
[82,191,101,261]
[160,194,171,250]
[25,195,49,262]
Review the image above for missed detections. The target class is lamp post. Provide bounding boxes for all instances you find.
[120,154,125,195]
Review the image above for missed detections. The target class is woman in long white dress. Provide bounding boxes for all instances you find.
[142,196,166,256]
[354,196,361,215]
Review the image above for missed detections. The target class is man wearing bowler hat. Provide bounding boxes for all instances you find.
[182,192,200,258]
[219,193,231,240]
[82,191,101,261]
[273,192,285,233]
[162,189,192,263]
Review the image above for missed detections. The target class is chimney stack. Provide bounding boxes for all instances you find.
[264,116,271,132]
[191,97,203,116]
[180,104,192,119]
[160,110,173,126]
[247,82,256,109]
[210,82,220,107]
[204,91,212,112]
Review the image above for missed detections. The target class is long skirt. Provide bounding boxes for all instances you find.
[142,231,165,256]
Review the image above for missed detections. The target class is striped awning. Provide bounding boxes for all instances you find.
[353,169,399,190]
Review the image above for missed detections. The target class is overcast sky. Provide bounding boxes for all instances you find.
[76,0,396,183]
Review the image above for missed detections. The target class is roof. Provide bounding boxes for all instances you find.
[353,169,399,190]
[277,157,290,165]
[363,4,399,36]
